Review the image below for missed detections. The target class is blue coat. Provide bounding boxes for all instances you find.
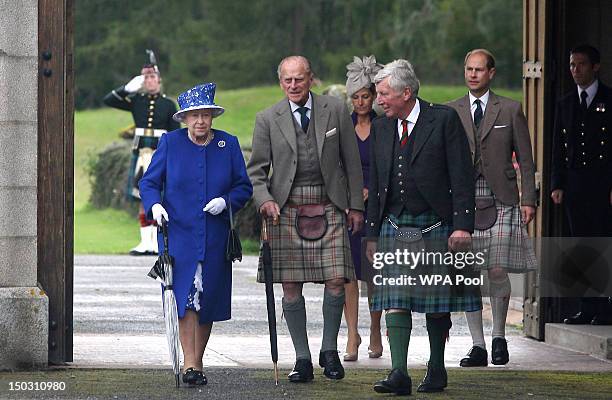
[140,128,253,323]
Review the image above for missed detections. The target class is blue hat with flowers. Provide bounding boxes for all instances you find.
[173,82,225,121]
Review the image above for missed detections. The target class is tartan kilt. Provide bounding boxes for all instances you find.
[128,137,160,200]
[256,185,355,283]
[370,210,482,313]
[473,177,538,272]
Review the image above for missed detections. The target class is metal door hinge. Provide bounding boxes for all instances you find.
[523,61,542,79]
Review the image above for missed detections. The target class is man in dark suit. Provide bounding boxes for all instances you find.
[551,44,612,325]
[366,59,480,395]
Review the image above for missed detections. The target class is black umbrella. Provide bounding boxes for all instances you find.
[261,220,279,385]
[147,218,181,388]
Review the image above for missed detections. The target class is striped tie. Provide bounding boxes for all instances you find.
[400,120,409,148]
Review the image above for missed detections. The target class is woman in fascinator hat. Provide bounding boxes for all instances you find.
[342,56,385,362]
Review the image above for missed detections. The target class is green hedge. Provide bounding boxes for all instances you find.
[87,142,261,241]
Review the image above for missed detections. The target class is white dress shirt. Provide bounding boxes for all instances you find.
[469,90,490,122]
[396,98,421,140]
[577,79,598,109]
[289,93,313,130]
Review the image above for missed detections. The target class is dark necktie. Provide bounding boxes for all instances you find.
[474,99,483,128]
[580,90,588,114]
[400,120,409,148]
[297,106,309,132]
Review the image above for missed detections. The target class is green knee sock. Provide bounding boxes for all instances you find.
[321,288,345,352]
[426,313,452,369]
[386,312,412,375]
[283,296,311,361]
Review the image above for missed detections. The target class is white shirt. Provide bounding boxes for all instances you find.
[396,99,421,140]
[577,79,598,109]
[289,93,313,129]
[469,90,490,122]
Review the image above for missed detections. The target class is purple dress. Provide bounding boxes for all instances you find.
[349,111,375,280]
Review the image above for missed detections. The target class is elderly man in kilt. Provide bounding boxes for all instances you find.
[247,56,365,382]
[366,59,481,395]
[448,49,537,367]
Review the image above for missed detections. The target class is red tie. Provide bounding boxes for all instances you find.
[400,120,409,148]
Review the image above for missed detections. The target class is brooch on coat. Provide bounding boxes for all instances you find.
[595,102,606,113]
[218,140,226,148]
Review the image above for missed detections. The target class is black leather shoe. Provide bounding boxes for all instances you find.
[288,359,314,383]
[319,350,345,380]
[564,312,593,324]
[591,315,612,325]
[491,337,509,365]
[417,363,447,392]
[459,346,488,367]
[373,368,412,396]
[182,368,207,386]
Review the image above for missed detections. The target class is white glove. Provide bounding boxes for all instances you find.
[203,197,226,215]
[124,75,144,93]
[152,203,169,225]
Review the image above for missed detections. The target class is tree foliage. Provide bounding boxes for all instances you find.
[76,0,522,109]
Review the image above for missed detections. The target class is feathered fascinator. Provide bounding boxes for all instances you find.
[345,55,383,97]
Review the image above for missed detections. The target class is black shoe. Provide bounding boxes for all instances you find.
[564,312,593,325]
[417,363,447,393]
[182,368,207,386]
[288,359,314,383]
[591,315,612,325]
[319,350,345,380]
[459,346,488,367]
[491,337,509,365]
[373,368,412,396]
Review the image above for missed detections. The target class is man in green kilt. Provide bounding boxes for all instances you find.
[248,56,364,382]
[366,59,481,395]
[103,58,179,255]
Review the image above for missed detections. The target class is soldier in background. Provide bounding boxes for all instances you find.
[103,53,180,255]
[551,44,612,325]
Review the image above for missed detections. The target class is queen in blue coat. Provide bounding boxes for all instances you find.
[140,82,252,385]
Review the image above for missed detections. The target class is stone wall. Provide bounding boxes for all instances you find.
[0,0,48,369]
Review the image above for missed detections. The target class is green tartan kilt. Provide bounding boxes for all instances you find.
[369,210,483,313]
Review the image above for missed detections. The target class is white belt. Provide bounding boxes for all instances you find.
[135,128,166,138]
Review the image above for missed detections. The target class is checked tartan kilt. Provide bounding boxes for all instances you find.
[473,177,538,272]
[256,185,355,283]
[370,210,482,313]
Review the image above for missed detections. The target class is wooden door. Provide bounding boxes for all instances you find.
[522,0,550,340]
[38,0,74,364]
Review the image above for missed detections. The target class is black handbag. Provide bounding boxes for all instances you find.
[226,197,242,262]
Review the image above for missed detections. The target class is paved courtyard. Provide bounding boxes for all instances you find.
[73,255,612,372]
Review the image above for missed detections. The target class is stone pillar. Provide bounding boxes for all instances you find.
[0,0,48,369]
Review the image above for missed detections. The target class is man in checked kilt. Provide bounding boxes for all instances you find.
[366,59,481,395]
[448,49,538,367]
[247,56,365,383]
